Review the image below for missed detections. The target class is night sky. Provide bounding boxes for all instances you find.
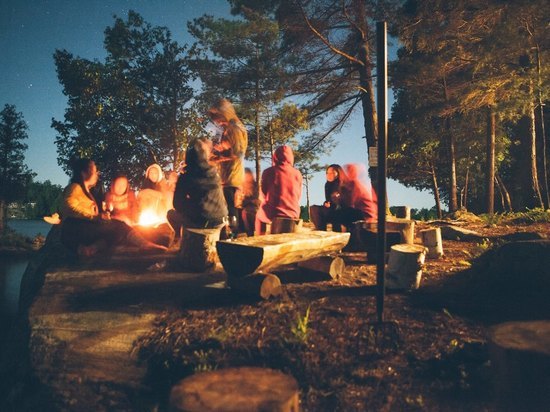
[0,0,434,209]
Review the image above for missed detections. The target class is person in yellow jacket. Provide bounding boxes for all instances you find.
[208,98,248,235]
[60,158,166,258]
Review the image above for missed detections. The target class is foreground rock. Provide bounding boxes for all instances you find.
[26,255,227,411]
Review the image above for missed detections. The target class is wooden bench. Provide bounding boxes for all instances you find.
[217,230,350,278]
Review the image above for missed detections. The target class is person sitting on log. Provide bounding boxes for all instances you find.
[309,164,349,232]
[104,175,138,226]
[255,145,303,235]
[172,138,228,230]
[341,163,377,228]
[59,158,167,258]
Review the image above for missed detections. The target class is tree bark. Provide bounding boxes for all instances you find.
[525,101,544,208]
[495,173,513,212]
[535,43,549,208]
[447,116,458,212]
[0,199,5,233]
[430,161,442,219]
[486,107,496,215]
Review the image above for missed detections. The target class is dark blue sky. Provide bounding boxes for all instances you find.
[0,0,434,208]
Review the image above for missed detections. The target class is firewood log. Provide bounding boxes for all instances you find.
[227,273,282,300]
[297,256,345,279]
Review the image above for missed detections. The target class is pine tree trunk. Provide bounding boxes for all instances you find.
[495,174,513,212]
[430,162,442,219]
[486,107,496,215]
[526,102,544,209]
[535,43,550,208]
[462,167,469,211]
[254,105,261,190]
[0,199,5,233]
[447,117,458,212]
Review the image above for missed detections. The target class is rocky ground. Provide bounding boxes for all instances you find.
[135,219,550,411]
[2,217,549,411]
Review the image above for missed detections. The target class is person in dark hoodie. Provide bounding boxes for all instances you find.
[172,138,228,230]
[255,145,303,235]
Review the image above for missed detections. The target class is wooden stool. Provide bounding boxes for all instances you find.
[489,321,550,412]
[169,367,300,412]
[176,226,223,272]
[420,227,444,258]
[386,217,415,244]
[386,244,427,289]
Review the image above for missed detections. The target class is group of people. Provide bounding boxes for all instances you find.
[54,98,376,260]
[309,163,377,232]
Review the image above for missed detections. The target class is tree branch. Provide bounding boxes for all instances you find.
[294,0,363,66]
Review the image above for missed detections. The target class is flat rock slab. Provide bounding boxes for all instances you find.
[28,259,227,411]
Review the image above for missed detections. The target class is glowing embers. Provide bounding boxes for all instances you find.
[138,209,166,227]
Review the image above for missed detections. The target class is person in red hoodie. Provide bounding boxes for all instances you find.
[255,145,303,235]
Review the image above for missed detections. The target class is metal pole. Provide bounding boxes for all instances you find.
[376,21,388,323]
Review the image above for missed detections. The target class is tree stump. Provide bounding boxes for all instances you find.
[393,206,411,220]
[297,256,345,279]
[420,227,444,259]
[386,217,415,244]
[269,217,303,234]
[227,273,283,300]
[358,228,401,263]
[488,321,550,412]
[176,227,223,272]
[386,244,427,289]
[169,367,300,412]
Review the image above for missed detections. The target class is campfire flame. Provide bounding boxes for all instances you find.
[138,209,166,227]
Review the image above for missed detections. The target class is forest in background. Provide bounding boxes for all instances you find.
[1,0,548,229]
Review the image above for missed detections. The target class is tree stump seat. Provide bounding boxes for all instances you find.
[386,244,428,290]
[175,226,224,272]
[169,367,299,412]
[420,227,444,258]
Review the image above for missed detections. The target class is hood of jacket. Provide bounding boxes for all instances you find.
[272,145,294,166]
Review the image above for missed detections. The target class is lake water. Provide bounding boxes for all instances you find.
[1,220,52,338]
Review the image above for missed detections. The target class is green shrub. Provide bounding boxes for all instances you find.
[506,208,550,224]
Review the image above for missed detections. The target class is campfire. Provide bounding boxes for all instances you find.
[138,209,167,227]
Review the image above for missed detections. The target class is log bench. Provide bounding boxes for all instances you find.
[217,231,350,278]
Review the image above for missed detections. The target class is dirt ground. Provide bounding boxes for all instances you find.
[136,221,550,411]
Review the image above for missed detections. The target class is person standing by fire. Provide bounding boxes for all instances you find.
[207,98,248,236]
